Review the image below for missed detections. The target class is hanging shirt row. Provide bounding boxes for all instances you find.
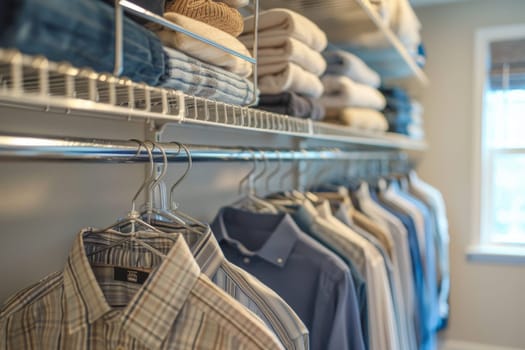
[0,170,449,350]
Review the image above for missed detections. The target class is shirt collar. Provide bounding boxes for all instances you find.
[63,229,201,349]
[212,207,299,268]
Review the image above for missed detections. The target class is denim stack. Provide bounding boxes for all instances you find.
[380,87,414,136]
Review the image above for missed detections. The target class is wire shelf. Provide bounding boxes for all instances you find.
[0,49,427,151]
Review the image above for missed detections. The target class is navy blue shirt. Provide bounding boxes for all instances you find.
[211,207,365,350]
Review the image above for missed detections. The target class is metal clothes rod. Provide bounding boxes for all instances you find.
[0,135,406,163]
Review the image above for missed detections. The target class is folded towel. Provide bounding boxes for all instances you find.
[156,12,252,77]
[323,50,380,87]
[259,63,324,98]
[256,92,325,120]
[321,75,386,110]
[241,36,326,76]
[164,0,244,37]
[160,47,256,106]
[326,108,388,132]
[217,0,248,8]
[241,8,327,52]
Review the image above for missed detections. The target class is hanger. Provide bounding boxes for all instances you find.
[145,141,208,235]
[265,150,281,194]
[231,148,278,213]
[84,140,179,260]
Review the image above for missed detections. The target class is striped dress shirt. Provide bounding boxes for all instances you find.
[0,229,284,350]
[83,225,309,350]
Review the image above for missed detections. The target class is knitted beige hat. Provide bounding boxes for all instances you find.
[165,0,244,37]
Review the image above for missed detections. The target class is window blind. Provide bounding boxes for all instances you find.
[489,38,525,90]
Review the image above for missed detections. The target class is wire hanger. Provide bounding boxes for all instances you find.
[145,141,208,235]
[232,148,277,213]
[265,150,281,194]
[84,140,174,260]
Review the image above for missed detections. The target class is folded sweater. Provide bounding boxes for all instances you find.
[241,8,327,52]
[259,62,324,98]
[321,75,386,110]
[156,12,252,77]
[165,0,244,37]
[325,108,388,132]
[242,36,326,76]
[323,50,380,87]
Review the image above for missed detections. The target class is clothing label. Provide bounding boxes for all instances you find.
[114,267,149,284]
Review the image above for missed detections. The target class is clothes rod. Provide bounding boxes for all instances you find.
[0,135,406,163]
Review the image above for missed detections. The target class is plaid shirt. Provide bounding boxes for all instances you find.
[83,225,309,350]
[0,229,284,350]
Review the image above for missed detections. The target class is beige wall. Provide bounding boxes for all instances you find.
[415,1,525,348]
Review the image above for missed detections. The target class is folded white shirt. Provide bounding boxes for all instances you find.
[241,8,327,52]
[321,75,386,110]
[241,36,326,76]
[259,62,324,98]
[338,108,388,131]
[156,12,252,77]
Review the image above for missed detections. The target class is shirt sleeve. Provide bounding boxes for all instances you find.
[310,264,366,350]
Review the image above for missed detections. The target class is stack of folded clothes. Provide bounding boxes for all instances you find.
[381,87,414,135]
[0,0,257,106]
[155,0,257,105]
[408,100,425,140]
[239,8,328,120]
[321,50,388,132]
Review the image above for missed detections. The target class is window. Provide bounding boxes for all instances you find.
[470,24,525,262]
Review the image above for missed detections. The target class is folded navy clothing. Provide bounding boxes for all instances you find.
[380,87,412,106]
[160,47,256,106]
[256,92,325,120]
[1,0,165,85]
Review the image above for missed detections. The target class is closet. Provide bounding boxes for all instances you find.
[0,0,444,349]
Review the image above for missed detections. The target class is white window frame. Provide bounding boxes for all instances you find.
[468,23,525,264]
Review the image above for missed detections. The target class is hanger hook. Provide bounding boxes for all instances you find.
[169,142,192,210]
[266,150,281,193]
[299,149,311,192]
[146,141,169,213]
[280,151,297,190]
[252,149,269,196]
[129,139,154,215]
[238,148,257,195]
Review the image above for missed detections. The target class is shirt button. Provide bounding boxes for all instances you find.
[277,258,283,264]
[243,257,250,264]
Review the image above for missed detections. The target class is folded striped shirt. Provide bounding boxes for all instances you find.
[160,47,257,106]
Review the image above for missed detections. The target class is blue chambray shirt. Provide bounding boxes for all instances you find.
[211,207,365,350]
[369,190,436,350]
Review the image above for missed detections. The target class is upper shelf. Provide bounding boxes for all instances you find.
[0,49,427,151]
[259,0,428,91]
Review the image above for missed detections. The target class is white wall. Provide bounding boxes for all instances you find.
[415,1,525,349]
